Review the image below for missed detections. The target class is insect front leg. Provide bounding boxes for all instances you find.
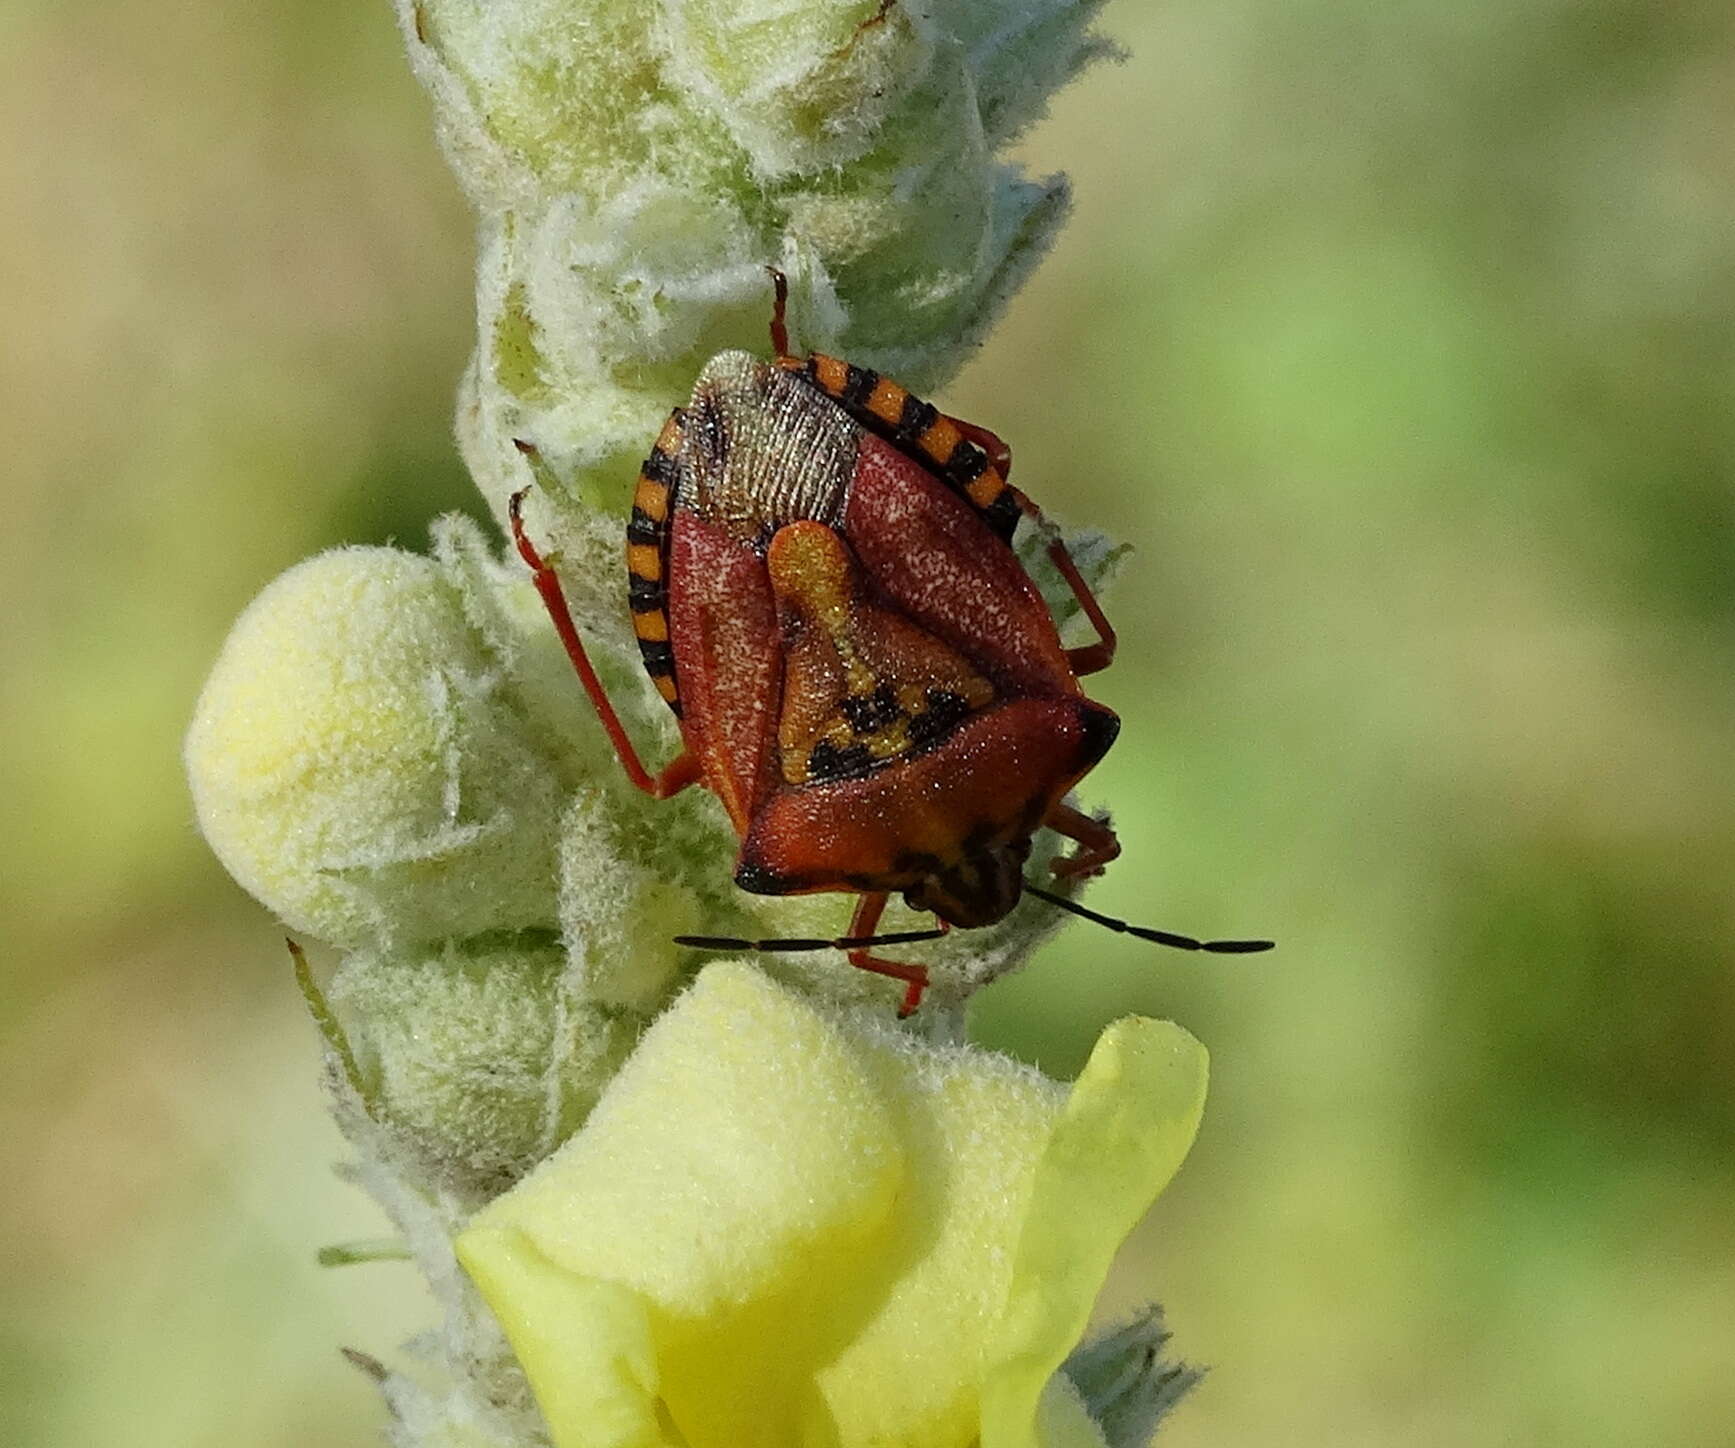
[508,484,699,799]
[1045,802,1122,880]
[844,892,931,1017]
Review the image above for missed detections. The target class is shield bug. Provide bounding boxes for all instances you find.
[510,273,1270,1013]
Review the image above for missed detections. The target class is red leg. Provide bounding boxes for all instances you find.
[950,418,1013,479]
[509,486,698,799]
[946,416,1115,677]
[766,267,792,360]
[1046,802,1121,880]
[1045,537,1117,677]
[845,893,931,1017]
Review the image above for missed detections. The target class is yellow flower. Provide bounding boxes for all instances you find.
[459,962,1207,1448]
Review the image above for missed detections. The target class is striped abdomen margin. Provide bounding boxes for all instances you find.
[778,354,1026,543]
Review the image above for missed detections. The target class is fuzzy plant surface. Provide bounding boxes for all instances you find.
[183,2,1209,1445]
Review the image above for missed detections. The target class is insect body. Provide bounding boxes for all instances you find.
[512,275,1266,1013]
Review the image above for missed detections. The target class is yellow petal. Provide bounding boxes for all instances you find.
[464,963,907,1447]
[459,967,1207,1448]
[812,1042,1065,1448]
[979,1018,1209,1448]
[458,1226,668,1448]
[468,962,903,1312]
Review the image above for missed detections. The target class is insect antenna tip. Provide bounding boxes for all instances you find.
[1024,880,1274,955]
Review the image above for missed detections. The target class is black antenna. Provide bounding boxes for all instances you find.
[1023,882,1274,954]
[675,927,946,954]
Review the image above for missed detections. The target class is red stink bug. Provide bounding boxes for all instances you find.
[510,273,1270,1014]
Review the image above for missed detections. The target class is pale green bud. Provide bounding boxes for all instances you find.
[328,941,637,1199]
[185,545,565,949]
[556,783,708,1013]
[396,0,1115,521]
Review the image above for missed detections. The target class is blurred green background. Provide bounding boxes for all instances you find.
[4,1,1732,1444]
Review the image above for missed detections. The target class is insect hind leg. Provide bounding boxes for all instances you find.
[950,418,1013,479]
[1043,533,1117,676]
[765,267,792,359]
[508,462,697,799]
[944,416,1116,677]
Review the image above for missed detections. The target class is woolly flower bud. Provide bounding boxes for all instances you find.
[459,962,1207,1448]
[396,0,1115,521]
[185,546,566,950]
[328,942,637,1199]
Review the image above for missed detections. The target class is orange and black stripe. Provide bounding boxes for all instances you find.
[781,353,1026,542]
[626,415,685,716]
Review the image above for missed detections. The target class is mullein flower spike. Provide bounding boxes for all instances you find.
[185,0,1211,1443]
